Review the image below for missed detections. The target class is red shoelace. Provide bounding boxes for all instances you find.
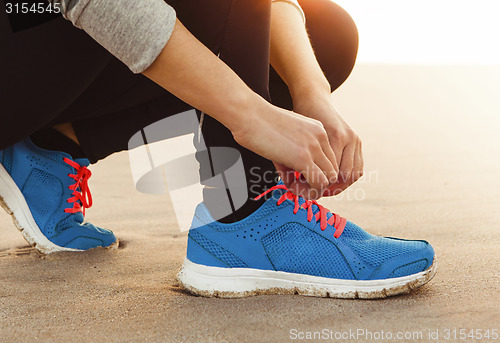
[63,158,93,215]
[255,184,346,238]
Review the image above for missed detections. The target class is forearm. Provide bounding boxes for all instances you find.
[270,1,330,100]
[145,20,340,194]
[143,20,266,135]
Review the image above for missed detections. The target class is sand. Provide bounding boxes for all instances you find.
[1,65,499,342]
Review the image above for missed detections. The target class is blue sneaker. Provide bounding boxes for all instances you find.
[178,183,436,298]
[0,138,118,254]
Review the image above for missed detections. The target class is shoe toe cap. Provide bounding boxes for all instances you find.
[54,222,117,250]
[371,239,435,279]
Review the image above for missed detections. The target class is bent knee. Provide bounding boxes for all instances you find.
[300,0,359,91]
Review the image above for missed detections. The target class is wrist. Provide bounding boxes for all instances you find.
[289,79,332,106]
[292,86,339,125]
[222,91,269,139]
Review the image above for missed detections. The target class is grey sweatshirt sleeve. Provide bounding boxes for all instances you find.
[50,0,177,73]
[50,1,302,74]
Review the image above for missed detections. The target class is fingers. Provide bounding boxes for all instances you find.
[306,121,339,198]
[322,139,364,197]
[331,146,343,176]
[313,145,338,184]
[273,162,295,189]
[318,132,339,183]
[352,140,363,182]
[274,163,317,199]
[301,163,330,199]
[339,143,356,184]
[274,150,331,200]
[311,119,339,180]
[271,116,344,200]
[286,174,316,200]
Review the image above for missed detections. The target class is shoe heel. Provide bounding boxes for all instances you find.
[0,163,78,254]
[0,163,17,216]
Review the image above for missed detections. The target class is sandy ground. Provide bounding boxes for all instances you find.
[1,65,499,342]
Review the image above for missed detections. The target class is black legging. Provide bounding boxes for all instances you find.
[0,0,358,219]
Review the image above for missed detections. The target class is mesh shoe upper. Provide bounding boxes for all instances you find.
[0,138,116,250]
[187,186,434,280]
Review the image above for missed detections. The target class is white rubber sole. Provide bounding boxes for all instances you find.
[0,163,117,255]
[177,258,437,299]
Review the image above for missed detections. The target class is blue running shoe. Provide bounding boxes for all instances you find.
[178,183,436,298]
[0,138,118,254]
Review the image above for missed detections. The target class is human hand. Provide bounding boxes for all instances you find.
[232,100,339,199]
[293,93,363,196]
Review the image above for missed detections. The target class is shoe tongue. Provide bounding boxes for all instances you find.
[297,196,322,216]
[61,211,85,228]
[73,211,85,223]
[274,181,325,217]
[299,198,336,223]
[73,158,91,167]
